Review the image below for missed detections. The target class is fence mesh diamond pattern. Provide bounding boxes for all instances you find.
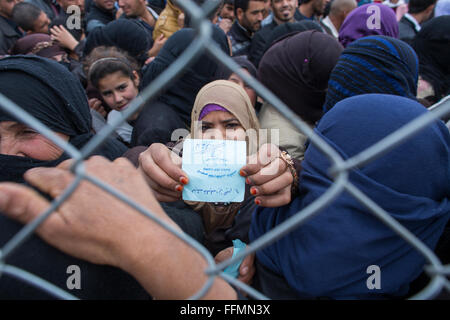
[0,0,449,300]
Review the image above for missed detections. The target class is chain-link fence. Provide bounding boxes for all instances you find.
[0,0,449,300]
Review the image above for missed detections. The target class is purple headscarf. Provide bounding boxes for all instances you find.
[338,3,399,48]
[198,104,229,120]
[9,33,66,58]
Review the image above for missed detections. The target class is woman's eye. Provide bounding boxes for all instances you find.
[20,129,38,137]
[118,84,128,91]
[226,123,239,129]
[201,125,211,132]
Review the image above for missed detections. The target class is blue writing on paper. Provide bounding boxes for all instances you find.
[182,139,246,203]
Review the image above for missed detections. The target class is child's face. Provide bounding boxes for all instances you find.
[98,71,140,114]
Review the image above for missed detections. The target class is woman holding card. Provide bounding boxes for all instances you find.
[138,80,297,262]
[2,94,448,300]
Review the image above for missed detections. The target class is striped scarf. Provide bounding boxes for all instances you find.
[323,36,418,113]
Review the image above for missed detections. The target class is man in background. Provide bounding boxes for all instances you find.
[228,0,265,56]
[248,0,299,66]
[320,0,356,39]
[217,0,235,34]
[398,0,437,44]
[85,0,116,34]
[25,0,60,21]
[12,2,51,34]
[298,0,330,21]
[118,0,158,44]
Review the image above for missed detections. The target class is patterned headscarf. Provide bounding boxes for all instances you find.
[323,36,418,112]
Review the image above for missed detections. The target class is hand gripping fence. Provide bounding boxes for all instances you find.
[0,0,449,300]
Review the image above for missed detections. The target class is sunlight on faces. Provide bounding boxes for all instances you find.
[98,71,140,119]
[118,0,145,17]
[237,0,265,32]
[220,2,235,20]
[272,0,298,22]
[0,121,68,160]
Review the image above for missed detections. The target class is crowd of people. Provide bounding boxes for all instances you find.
[0,0,449,300]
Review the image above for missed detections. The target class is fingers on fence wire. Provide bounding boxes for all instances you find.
[0,183,53,228]
[138,143,188,202]
[1,156,174,268]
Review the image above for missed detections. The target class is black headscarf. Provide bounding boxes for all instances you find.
[412,15,450,103]
[0,55,127,183]
[263,21,323,61]
[249,20,323,69]
[141,24,231,123]
[258,30,343,125]
[83,19,151,65]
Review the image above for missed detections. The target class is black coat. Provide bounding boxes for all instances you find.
[0,16,22,55]
[228,21,252,57]
[248,20,278,68]
[398,16,418,45]
[85,3,116,34]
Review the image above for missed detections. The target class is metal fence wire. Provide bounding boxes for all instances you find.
[0,0,449,300]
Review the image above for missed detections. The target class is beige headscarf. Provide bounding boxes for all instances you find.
[186,80,261,235]
[190,80,260,155]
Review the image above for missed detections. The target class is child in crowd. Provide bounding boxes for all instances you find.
[84,46,143,145]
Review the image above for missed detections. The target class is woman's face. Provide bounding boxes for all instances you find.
[228,69,257,107]
[200,111,246,141]
[0,121,68,160]
[98,71,140,115]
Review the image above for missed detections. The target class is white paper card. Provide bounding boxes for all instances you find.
[182,139,246,202]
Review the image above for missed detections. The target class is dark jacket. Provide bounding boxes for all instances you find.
[0,15,22,55]
[228,20,253,57]
[86,3,116,34]
[398,15,419,45]
[248,20,278,68]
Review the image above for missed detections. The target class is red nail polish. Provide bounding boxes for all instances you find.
[255,199,261,205]
[250,187,257,195]
[246,177,251,185]
[239,170,246,177]
[176,185,183,192]
[180,177,188,185]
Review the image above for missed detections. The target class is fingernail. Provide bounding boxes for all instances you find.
[245,177,251,185]
[250,187,258,195]
[180,177,188,185]
[239,170,247,177]
[255,199,261,205]
[241,266,249,275]
[175,185,183,192]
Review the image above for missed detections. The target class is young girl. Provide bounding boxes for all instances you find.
[84,47,143,145]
